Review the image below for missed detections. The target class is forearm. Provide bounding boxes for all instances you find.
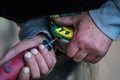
[89,0,120,40]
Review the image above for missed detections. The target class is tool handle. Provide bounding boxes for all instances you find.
[0,45,38,80]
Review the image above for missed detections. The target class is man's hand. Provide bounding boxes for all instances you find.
[52,13,112,63]
[0,34,56,80]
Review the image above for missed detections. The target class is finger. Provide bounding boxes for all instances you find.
[84,54,102,63]
[30,48,49,75]
[0,48,16,65]
[39,44,56,69]
[67,38,79,57]
[51,16,75,26]
[83,54,95,63]
[24,52,40,79]
[91,55,102,63]
[0,40,38,65]
[73,49,87,62]
[18,67,30,80]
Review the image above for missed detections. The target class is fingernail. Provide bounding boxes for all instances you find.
[25,52,32,59]
[39,44,45,50]
[31,48,39,55]
[23,67,30,74]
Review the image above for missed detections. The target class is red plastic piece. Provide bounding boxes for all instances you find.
[0,46,38,80]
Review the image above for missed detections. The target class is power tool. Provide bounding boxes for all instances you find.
[0,12,84,80]
[0,39,56,80]
[50,12,86,42]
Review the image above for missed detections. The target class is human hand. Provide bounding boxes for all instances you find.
[0,34,56,79]
[51,13,112,63]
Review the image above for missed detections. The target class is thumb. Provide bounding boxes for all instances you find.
[51,16,75,27]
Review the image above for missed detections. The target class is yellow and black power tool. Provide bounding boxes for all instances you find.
[50,12,86,42]
[50,12,79,42]
[50,12,86,52]
[50,12,79,52]
[50,21,74,42]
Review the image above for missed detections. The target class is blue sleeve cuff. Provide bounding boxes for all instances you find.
[19,16,53,40]
[89,0,120,40]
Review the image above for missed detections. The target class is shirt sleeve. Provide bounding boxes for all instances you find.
[89,0,120,40]
[19,16,54,40]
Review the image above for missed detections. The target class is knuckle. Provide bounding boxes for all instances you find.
[48,60,56,70]
[53,58,57,65]
[41,67,49,75]
[84,55,101,64]
[95,45,107,55]
[91,56,101,64]
[32,74,40,79]
[50,60,56,69]
[83,58,91,63]
[42,70,49,75]
[49,58,56,70]
[73,57,82,62]
[91,60,98,64]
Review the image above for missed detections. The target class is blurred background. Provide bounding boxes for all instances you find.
[0,17,20,58]
[0,17,120,80]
